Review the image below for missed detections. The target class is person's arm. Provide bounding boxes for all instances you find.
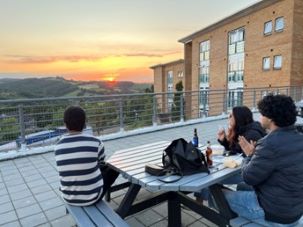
[241,139,275,186]
[218,137,230,151]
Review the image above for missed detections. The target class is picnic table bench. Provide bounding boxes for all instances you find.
[66,200,129,227]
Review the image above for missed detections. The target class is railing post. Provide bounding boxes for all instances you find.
[119,99,124,132]
[203,90,207,117]
[152,94,157,126]
[180,92,184,122]
[18,104,26,151]
[223,91,227,114]
[253,89,256,110]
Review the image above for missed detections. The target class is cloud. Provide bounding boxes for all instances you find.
[3,50,181,64]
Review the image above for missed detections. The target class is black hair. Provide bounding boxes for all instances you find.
[228,106,254,144]
[64,106,86,131]
[257,94,297,127]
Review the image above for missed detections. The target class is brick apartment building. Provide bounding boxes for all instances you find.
[151,0,303,117]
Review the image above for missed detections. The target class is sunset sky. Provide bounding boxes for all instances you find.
[0,0,260,83]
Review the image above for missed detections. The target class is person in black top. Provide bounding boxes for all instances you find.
[195,106,266,203]
[225,94,303,226]
[217,106,266,155]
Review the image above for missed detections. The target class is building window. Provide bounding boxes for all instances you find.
[273,55,282,69]
[275,17,284,32]
[199,40,210,63]
[228,28,245,55]
[167,71,174,111]
[228,89,243,108]
[264,21,272,35]
[263,57,270,70]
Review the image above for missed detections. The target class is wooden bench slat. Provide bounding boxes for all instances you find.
[84,206,113,227]
[96,202,129,227]
[66,204,96,227]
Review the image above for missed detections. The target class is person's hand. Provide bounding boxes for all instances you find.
[238,136,256,156]
[217,128,226,141]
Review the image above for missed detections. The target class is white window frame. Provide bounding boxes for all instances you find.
[273,55,282,70]
[263,57,271,71]
[264,21,273,35]
[275,17,284,32]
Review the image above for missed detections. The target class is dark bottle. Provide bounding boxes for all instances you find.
[192,128,199,147]
[206,141,213,166]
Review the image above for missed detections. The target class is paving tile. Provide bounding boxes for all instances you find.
[0,182,5,189]
[0,194,11,205]
[24,174,43,182]
[150,219,168,227]
[125,217,145,227]
[181,211,197,227]
[16,204,42,219]
[135,209,163,226]
[12,196,37,209]
[10,189,32,201]
[34,190,58,202]
[44,205,67,221]
[27,179,48,188]
[0,187,8,196]
[0,202,14,214]
[7,184,28,194]
[0,211,18,225]
[50,214,76,227]
[5,179,25,187]
[188,220,208,227]
[20,212,47,227]
[30,185,52,194]
[152,202,168,218]
[45,175,59,184]
[39,197,64,211]
[1,221,21,227]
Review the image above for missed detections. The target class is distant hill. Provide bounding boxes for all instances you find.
[0,77,153,99]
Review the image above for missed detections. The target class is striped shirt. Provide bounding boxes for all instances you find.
[54,133,105,206]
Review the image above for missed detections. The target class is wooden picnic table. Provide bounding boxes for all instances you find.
[107,140,242,227]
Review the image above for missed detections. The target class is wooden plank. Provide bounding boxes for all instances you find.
[109,149,163,164]
[112,141,169,155]
[66,205,96,227]
[109,151,162,168]
[179,168,240,191]
[96,202,129,227]
[83,206,113,227]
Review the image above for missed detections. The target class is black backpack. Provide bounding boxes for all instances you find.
[162,138,209,176]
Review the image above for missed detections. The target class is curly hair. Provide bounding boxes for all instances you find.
[64,106,86,131]
[257,94,297,127]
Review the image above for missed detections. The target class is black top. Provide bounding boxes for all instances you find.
[218,121,266,155]
[242,125,303,224]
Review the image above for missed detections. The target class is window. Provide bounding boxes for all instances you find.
[263,57,270,70]
[273,55,282,69]
[264,21,272,35]
[275,17,284,32]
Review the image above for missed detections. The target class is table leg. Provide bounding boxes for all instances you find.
[168,193,181,227]
[116,183,141,218]
[209,184,237,220]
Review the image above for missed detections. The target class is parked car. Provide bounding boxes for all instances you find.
[296,100,303,117]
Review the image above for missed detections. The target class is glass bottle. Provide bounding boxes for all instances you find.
[192,128,199,147]
[206,141,213,166]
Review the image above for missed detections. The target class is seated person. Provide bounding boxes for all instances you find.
[55,106,118,206]
[225,94,303,226]
[195,106,266,204]
[218,106,266,156]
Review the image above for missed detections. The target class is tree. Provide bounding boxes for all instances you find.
[171,81,184,122]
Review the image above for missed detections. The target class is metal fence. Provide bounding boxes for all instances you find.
[0,86,302,152]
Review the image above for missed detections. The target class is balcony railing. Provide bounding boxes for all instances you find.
[0,86,302,152]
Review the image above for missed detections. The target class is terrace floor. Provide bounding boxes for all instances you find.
[1,116,302,227]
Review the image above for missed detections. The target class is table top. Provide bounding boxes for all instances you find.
[107,141,242,192]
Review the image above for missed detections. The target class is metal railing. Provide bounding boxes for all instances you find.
[0,86,302,152]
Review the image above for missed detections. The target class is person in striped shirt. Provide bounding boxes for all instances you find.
[55,106,118,206]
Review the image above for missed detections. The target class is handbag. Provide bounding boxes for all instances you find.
[162,138,209,176]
